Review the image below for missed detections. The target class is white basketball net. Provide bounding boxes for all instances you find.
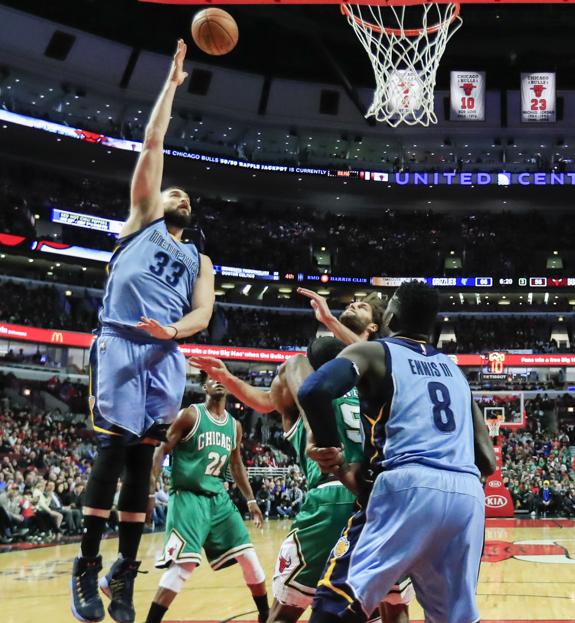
[487,418,502,439]
[342,2,462,126]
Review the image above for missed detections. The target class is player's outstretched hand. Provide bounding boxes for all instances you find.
[187,356,230,382]
[170,39,189,86]
[307,445,344,473]
[297,288,335,326]
[248,500,264,528]
[137,317,178,340]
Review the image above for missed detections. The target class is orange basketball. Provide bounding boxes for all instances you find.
[191,8,239,56]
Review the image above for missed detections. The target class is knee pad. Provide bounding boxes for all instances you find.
[238,549,266,585]
[84,445,127,510]
[117,444,155,513]
[159,562,196,594]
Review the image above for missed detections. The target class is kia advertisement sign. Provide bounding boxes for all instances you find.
[484,470,515,518]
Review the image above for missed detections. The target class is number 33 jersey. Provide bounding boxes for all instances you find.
[99,217,200,333]
[170,403,237,495]
[364,337,479,478]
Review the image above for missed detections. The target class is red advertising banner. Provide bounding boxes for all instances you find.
[484,470,515,518]
[179,344,303,363]
[484,439,514,518]
[0,323,94,348]
[2,323,575,366]
[449,352,575,367]
[502,353,575,366]
[0,323,303,362]
[447,354,483,366]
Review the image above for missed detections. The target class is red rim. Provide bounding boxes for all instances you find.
[340,1,461,37]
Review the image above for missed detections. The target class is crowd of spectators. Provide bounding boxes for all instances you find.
[0,407,95,544]
[443,316,574,354]
[2,375,575,550]
[0,397,303,546]
[214,307,316,350]
[1,277,574,354]
[0,281,98,333]
[3,79,574,175]
[3,160,575,278]
[501,425,575,517]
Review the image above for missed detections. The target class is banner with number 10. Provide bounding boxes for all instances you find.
[450,71,485,121]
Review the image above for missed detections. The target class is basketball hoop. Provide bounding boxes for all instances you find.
[340,0,462,126]
[486,415,504,439]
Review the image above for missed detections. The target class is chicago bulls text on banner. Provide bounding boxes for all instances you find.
[521,72,556,122]
[450,71,485,121]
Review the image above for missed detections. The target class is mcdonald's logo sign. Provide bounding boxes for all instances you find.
[51,331,64,344]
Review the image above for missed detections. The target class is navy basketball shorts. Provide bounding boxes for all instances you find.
[313,464,485,623]
[89,327,186,446]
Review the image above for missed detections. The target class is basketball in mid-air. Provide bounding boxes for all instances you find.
[191,8,239,56]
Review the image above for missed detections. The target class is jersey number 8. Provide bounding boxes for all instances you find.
[427,382,456,433]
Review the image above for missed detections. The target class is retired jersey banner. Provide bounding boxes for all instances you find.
[450,71,485,120]
[521,72,556,122]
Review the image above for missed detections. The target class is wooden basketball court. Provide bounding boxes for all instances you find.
[1,518,574,623]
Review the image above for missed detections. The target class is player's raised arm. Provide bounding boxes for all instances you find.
[188,356,276,413]
[124,39,189,236]
[229,421,263,528]
[298,341,385,448]
[471,401,497,476]
[298,288,363,345]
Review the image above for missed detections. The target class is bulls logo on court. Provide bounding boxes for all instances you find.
[531,84,546,98]
[483,540,575,564]
[462,83,476,96]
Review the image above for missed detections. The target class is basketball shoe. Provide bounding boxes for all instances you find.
[99,555,142,623]
[70,555,105,622]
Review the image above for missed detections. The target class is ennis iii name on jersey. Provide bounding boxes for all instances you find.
[170,403,237,495]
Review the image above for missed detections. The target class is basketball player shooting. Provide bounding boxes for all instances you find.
[298,282,497,623]
[70,39,215,623]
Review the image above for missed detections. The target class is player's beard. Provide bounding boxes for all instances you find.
[164,208,192,229]
[339,310,370,335]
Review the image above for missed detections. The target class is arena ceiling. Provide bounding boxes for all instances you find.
[2,0,575,89]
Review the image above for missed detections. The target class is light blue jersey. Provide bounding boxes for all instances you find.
[99,217,200,334]
[363,337,479,478]
[315,336,485,622]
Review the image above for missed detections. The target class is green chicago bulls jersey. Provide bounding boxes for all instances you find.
[285,388,364,490]
[170,403,237,495]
